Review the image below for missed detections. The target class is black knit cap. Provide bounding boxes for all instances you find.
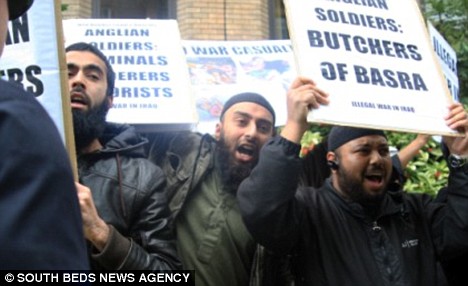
[8,0,34,20]
[220,92,276,125]
[328,126,386,151]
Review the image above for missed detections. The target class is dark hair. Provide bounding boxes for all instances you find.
[65,42,115,98]
[220,92,276,126]
[328,126,386,151]
[8,0,34,20]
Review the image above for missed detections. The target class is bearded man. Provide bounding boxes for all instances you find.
[66,42,181,270]
[148,89,296,285]
[238,75,468,286]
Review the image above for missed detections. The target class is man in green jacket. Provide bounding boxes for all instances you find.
[148,91,286,285]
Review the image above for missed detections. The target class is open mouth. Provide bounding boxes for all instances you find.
[238,145,254,155]
[70,93,89,109]
[366,174,383,183]
[364,173,385,190]
[236,144,256,162]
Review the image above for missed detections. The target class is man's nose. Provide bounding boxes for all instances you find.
[70,71,85,89]
[244,123,259,140]
[370,150,384,165]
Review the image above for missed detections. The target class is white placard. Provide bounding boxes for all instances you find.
[285,0,456,136]
[183,40,296,134]
[427,21,459,102]
[1,0,67,141]
[63,19,197,132]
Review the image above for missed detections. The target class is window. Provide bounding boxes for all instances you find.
[92,0,176,19]
[269,0,289,39]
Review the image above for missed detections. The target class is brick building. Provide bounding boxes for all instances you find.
[61,0,304,40]
[62,0,424,40]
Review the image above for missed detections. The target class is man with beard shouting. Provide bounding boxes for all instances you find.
[238,76,468,286]
[147,81,327,285]
[65,42,181,270]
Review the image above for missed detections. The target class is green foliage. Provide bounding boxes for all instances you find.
[61,4,69,12]
[300,130,322,146]
[300,125,330,146]
[385,132,448,197]
[299,126,331,157]
[424,0,468,103]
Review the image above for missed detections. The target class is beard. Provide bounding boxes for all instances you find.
[73,98,110,152]
[216,136,258,194]
[336,165,386,216]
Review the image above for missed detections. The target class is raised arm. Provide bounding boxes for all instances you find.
[433,102,468,257]
[397,134,430,169]
[238,77,328,253]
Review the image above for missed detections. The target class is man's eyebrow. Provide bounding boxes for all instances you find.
[353,141,389,148]
[257,118,273,126]
[233,111,252,119]
[233,111,273,125]
[67,63,78,70]
[67,63,104,75]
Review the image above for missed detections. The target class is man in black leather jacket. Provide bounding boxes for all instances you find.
[238,76,468,286]
[66,42,181,270]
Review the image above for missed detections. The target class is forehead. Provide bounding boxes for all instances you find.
[342,135,388,148]
[224,102,274,122]
[66,50,107,73]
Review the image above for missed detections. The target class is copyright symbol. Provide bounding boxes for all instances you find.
[5,273,14,282]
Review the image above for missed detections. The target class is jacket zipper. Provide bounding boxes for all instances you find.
[372,221,382,232]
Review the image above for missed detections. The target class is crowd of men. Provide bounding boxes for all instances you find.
[1,1,467,285]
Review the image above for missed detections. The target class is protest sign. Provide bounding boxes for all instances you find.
[284,0,457,136]
[183,40,296,133]
[427,21,459,102]
[63,19,197,132]
[0,0,73,145]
